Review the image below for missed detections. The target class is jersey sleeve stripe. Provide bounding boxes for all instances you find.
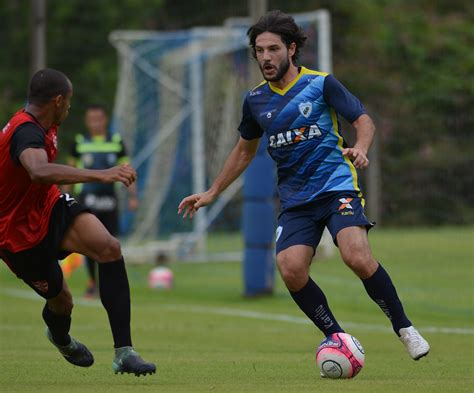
[330,108,360,192]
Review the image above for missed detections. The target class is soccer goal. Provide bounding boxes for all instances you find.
[109,10,334,262]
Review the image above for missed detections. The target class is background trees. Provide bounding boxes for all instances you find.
[1,0,472,225]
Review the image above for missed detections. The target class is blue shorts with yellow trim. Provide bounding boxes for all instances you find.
[275,191,374,254]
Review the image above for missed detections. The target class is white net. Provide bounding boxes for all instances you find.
[109,11,333,261]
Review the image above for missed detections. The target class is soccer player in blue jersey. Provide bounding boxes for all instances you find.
[178,10,430,362]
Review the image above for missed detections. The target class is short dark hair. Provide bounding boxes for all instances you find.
[27,68,71,105]
[247,10,307,65]
[86,104,108,114]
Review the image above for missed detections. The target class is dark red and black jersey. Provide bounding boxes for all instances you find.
[0,109,61,252]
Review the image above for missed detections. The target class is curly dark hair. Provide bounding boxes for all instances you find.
[247,10,307,65]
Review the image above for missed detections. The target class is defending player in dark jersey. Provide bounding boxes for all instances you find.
[0,68,155,376]
[178,11,430,364]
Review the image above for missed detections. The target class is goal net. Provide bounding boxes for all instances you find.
[109,10,333,262]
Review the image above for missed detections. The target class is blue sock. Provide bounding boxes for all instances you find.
[289,277,344,336]
[362,263,411,335]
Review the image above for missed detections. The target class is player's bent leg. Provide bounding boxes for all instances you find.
[336,226,378,279]
[276,245,313,291]
[337,226,430,360]
[60,212,155,375]
[60,212,121,262]
[278,245,344,336]
[44,280,94,367]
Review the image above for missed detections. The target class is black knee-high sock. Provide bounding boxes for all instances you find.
[290,277,344,336]
[42,304,71,346]
[98,258,132,348]
[362,263,411,335]
[85,256,96,282]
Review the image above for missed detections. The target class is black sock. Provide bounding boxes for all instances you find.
[289,277,344,336]
[362,263,411,335]
[85,257,96,282]
[98,257,132,348]
[42,303,71,346]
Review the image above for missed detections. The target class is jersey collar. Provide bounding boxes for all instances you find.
[268,66,306,96]
[24,110,48,133]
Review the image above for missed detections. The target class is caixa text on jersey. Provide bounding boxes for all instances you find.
[269,124,324,149]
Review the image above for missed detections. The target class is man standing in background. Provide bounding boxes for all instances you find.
[68,105,138,298]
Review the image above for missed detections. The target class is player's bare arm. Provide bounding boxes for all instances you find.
[19,147,137,187]
[178,137,259,218]
[342,114,376,169]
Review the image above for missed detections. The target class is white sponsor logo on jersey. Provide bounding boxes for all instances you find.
[269,125,322,148]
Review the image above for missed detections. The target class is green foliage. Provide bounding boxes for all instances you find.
[0,1,30,122]
[0,0,165,155]
[0,0,472,224]
[314,0,474,225]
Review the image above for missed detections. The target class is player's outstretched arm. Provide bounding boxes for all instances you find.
[178,137,259,219]
[342,114,376,169]
[19,148,137,187]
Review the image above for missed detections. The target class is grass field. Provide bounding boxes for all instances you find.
[1,227,473,392]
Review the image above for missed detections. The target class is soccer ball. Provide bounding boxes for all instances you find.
[148,266,174,289]
[316,332,365,379]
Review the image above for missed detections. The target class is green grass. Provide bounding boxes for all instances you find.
[1,227,473,392]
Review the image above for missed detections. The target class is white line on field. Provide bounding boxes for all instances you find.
[2,287,473,336]
[161,304,474,335]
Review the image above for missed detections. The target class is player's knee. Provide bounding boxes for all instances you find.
[95,236,122,262]
[48,293,74,315]
[60,299,74,315]
[342,251,377,278]
[277,258,307,291]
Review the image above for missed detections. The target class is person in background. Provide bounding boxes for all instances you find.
[68,105,138,298]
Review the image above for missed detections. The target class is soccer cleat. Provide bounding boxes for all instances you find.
[46,328,94,367]
[399,326,430,360]
[112,346,156,376]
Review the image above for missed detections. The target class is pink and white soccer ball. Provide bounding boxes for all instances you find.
[148,267,174,289]
[316,332,365,379]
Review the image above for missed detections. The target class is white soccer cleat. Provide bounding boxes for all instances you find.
[399,326,430,360]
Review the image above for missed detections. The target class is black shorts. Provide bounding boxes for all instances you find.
[0,194,89,299]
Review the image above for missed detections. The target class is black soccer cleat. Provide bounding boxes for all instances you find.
[112,347,156,376]
[46,328,94,367]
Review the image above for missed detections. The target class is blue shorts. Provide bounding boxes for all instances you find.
[275,191,374,254]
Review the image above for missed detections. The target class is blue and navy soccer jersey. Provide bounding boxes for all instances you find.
[238,66,366,211]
